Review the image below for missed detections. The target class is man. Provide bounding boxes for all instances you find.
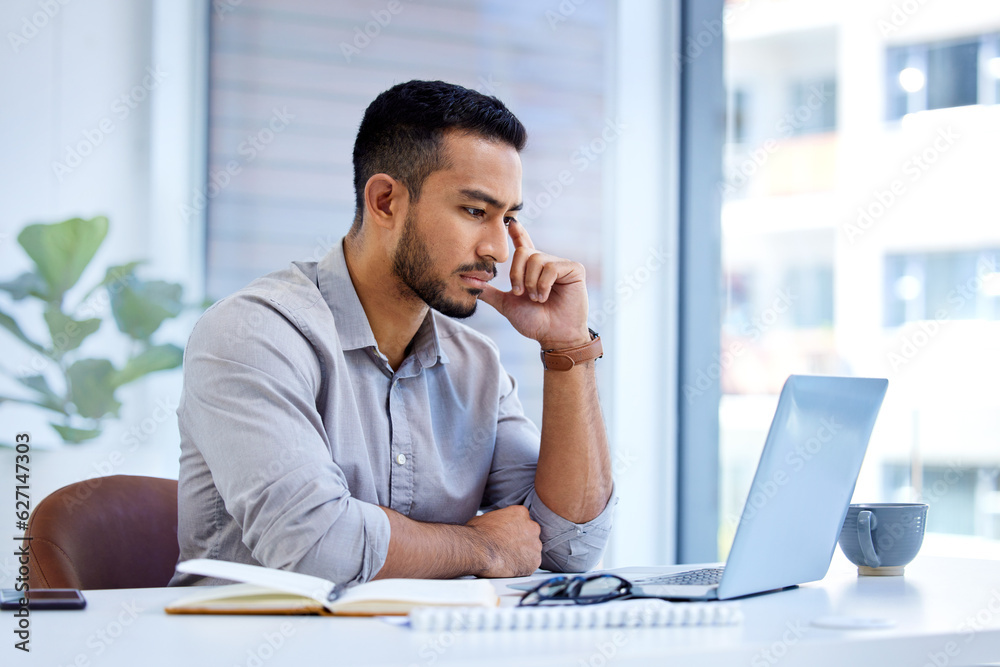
[171,80,615,587]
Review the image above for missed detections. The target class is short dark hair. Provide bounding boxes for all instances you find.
[350,80,527,230]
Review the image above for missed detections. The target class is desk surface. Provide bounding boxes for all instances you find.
[9,553,1000,667]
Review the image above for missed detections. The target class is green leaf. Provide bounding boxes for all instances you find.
[110,278,184,340]
[50,423,103,444]
[113,343,183,387]
[14,375,66,414]
[17,216,109,302]
[66,359,121,419]
[0,306,46,353]
[0,394,64,413]
[43,306,102,356]
[80,261,143,303]
[0,271,48,301]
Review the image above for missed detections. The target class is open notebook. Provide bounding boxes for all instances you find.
[165,559,499,616]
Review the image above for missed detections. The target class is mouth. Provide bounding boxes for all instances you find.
[458,272,492,289]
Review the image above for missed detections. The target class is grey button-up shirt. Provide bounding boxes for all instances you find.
[170,240,615,587]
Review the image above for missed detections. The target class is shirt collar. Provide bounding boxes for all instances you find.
[318,238,449,367]
[413,312,450,369]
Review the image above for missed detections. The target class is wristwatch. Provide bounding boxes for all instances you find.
[539,329,603,371]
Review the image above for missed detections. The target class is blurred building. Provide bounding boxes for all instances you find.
[719,0,1000,556]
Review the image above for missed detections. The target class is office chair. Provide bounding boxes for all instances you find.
[24,475,179,589]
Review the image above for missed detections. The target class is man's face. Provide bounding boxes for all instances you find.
[391,131,522,318]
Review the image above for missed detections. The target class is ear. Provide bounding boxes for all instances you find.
[363,174,407,231]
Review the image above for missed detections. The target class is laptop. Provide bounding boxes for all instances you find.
[516,374,889,601]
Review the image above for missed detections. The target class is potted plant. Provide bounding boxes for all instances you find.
[0,216,192,446]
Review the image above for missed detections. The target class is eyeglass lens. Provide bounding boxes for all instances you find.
[521,574,631,606]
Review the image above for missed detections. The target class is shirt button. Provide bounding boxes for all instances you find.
[396,453,406,465]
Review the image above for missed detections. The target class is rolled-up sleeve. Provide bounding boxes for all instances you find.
[482,369,616,573]
[525,485,617,573]
[178,294,390,586]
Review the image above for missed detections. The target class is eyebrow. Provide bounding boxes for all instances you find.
[459,188,523,212]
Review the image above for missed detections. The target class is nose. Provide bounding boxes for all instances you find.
[477,216,510,264]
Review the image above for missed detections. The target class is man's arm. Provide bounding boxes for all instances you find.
[479,220,614,526]
[372,505,542,579]
[184,284,552,585]
[535,359,612,523]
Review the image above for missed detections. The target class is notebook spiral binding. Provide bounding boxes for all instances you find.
[408,599,743,631]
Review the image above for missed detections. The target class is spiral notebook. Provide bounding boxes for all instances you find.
[407,599,742,631]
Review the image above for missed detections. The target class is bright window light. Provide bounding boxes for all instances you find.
[894,275,922,301]
[989,57,1000,79]
[982,272,1000,297]
[899,67,926,93]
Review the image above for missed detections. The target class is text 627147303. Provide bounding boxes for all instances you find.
[13,431,31,653]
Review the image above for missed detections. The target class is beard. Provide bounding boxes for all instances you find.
[391,211,496,319]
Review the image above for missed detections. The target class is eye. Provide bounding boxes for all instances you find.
[503,217,516,227]
[464,207,486,219]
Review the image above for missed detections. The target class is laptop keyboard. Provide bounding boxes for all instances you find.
[631,567,725,587]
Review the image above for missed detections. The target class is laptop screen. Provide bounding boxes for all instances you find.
[718,375,888,600]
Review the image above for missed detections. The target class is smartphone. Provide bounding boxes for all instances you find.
[1,588,87,610]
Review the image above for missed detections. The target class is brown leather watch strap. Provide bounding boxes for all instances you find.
[539,329,603,371]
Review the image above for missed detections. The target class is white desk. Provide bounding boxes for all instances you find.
[11,553,1000,667]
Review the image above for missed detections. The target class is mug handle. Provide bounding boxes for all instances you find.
[858,510,881,568]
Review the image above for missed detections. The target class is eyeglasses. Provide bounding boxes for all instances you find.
[517,574,633,607]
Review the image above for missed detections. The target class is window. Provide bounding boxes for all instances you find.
[788,78,837,136]
[728,88,749,145]
[722,3,1000,561]
[884,249,1000,326]
[887,34,998,120]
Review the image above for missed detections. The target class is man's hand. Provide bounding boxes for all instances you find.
[478,220,591,349]
[466,506,542,578]
[374,504,542,580]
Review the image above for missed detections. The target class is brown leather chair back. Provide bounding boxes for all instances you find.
[25,475,179,589]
